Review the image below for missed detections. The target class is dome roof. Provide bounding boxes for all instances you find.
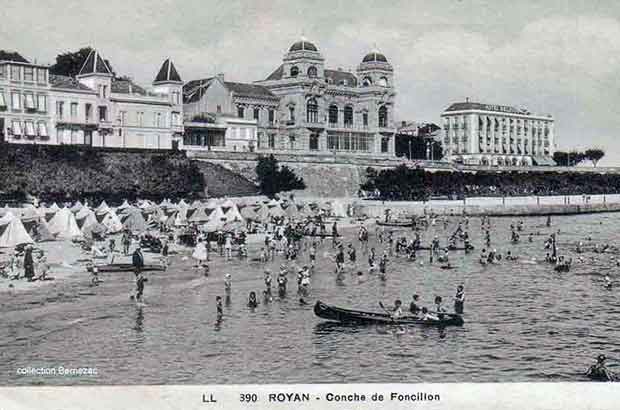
[362,52,388,63]
[289,40,318,52]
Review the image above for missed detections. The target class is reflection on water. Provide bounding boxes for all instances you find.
[1,213,620,385]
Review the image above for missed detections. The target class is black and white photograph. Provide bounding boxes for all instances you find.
[1,0,619,408]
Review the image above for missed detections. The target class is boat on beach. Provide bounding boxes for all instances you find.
[376,220,413,228]
[314,300,464,326]
[90,263,166,273]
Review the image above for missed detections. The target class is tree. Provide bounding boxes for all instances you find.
[49,47,115,78]
[585,148,605,167]
[256,154,305,197]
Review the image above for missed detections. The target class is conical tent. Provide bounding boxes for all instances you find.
[0,212,34,248]
[116,200,131,212]
[285,203,299,219]
[50,203,60,211]
[75,208,98,230]
[33,218,55,242]
[202,218,224,233]
[221,199,235,209]
[224,204,244,222]
[177,199,189,209]
[188,207,211,223]
[99,210,124,233]
[208,206,226,222]
[205,199,219,209]
[121,210,147,232]
[268,205,286,218]
[267,199,280,207]
[96,201,109,213]
[70,201,84,213]
[19,208,43,221]
[83,222,107,240]
[256,205,270,222]
[240,206,258,221]
[174,208,189,226]
[48,208,82,239]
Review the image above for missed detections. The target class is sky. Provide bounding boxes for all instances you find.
[3,0,620,165]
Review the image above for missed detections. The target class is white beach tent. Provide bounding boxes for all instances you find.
[221,198,235,210]
[96,201,109,213]
[99,209,124,233]
[224,204,244,222]
[205,198,219,209]
[75,208,98,230]
[50,203,60,211]
[331,199,347,218]
[208,206,226,223]
[0,212,34,248]
[177,199,189,209]
[116,200,132,214]
[48,208,82,239]
[70,200,84,213]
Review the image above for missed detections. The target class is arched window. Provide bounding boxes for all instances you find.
[307,66,317,78]
[344,105,353,127]
[328,105,339,125]
[339,79,347,86]
[290,66,299,77]
[309,133,319,150]
[362,77,372,86]
[306,98,318,123]
[378,77,388,87]
[378,105,388,127]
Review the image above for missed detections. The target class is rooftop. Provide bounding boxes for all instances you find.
[49,75,94,92]
[0,50,29,63]
[78,49,113,76]
[154,59,182,83]
[444,102,531,115]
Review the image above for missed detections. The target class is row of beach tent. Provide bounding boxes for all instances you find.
[0,197,350,248]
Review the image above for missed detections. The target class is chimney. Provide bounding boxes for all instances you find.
[217,73,225,82]
[401,121,407,127]
[466,97,469,103]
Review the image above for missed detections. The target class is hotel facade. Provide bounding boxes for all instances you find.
[440,101,555,166]
[0,50,183,149]
[183,38,397,158]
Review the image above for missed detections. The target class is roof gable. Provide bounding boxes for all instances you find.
[154,59,182,83]
[0,50,29,63]
[183,77,214,103]
[78,49,112,76]
[224,81,276,98]
[265,64,284,81]
[324,69,357,87]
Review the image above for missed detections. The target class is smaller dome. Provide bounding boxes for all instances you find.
[289,40,318,52]
[362,52,388,63]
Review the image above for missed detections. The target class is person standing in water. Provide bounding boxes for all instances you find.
[134,271,148,302]
[216,296,223,320]
[132,247,144,277]
[248,292,258,308]
[454,285,465,314]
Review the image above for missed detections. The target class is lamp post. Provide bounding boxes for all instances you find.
[408,138,412,160]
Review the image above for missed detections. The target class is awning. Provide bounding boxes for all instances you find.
[25,121,35,136]
[532,156,556,166]
[24,94,35,110]
[38,122,48,137]
[0,92,6,107]
[12,121,22,135]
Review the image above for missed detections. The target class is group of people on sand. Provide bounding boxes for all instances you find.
[1,244,50,284]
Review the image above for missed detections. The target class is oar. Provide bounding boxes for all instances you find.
[378,301,396,322]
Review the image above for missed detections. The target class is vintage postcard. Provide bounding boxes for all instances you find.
[0,1,618,409]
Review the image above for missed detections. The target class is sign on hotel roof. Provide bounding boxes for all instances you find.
[445,102,529,115]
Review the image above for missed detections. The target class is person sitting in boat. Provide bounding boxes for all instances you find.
[391,300,403,320]
[454,285,465,314]
[409,295,421,316]
[421,307,439,321]
[434,296,446,317]
[586,354,616,381]
[248,291,258,308]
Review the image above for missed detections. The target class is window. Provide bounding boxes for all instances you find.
[12,120,22,136]
[306,98,318,123]
[216,105,222,113]
[70,102,78,118]
[288,106,295,122]
[11,92,20,110]
[362,77,372,86]
[363,112,368,127]
[307,66,317,78]
[11,66,20,81]
[37,69,46,84]
[253,108,260,121]
[85,104,92,122]
[71,129,79,144]
[0,92,6,108]
[24,94,35,110]
[98,106,107,122]
[338,80,347,86]
[24,67,34,82]
[37,95,46,112]
[0,65,5,78]
[268,109,275,124]
[328,105,338,125]
[38,122,48,138]
[268,134,275,149]
[137,111,144,126]
[378,106,388,127]
[172,112,180,126]
[289,135,296,150]
[25,121,35,137]
[56,101,64,119]
[156,112,162,127]
[344,106,353,127]
[103,85,108,98]
[119,111,127,125]
[237,106,244,118]
[378,77,388,87]
[290,66,299,77]
[309,133,319,150]
[171,91,180,105]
